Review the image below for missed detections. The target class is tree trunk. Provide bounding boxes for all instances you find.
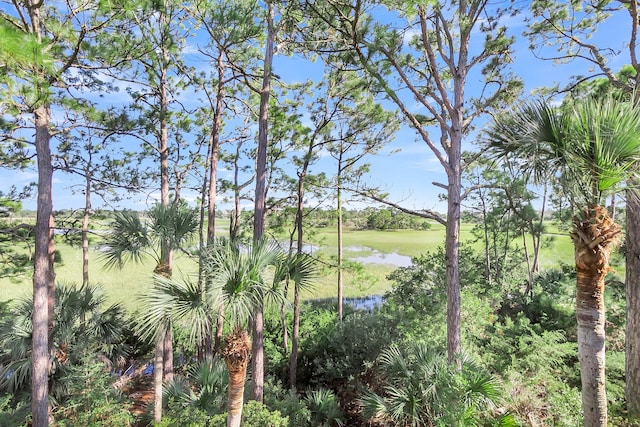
[337,153,344,324]
[82,172,91,286]
[207,50,224,244]
[289,283,300,387]
[163,324,173,382]
[32,103,55,427]
[250,0,274,403]
[224,330,251,427]
[205,53,225,358]
[153,326,165,424]
[626,191,640,420]
[445,126,462,365]
[289,170,306,387]
[250,307,264,402]
[572,205,619,427]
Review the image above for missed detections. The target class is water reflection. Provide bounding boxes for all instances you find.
[345,294,384,312]
[352,251,412,267]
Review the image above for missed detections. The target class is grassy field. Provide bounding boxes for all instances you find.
[0,221,574,312]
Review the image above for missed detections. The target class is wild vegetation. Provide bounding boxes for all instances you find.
[1,1,640,427]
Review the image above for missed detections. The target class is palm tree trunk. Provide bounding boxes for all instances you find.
[576,268,607,427]
[572,205,620,427]
[223,329,251,427]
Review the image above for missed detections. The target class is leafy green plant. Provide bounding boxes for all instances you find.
[304,388,344,427]
[241,401,289,427]
[0,393,29,427]
[263,377,312,427]
[361,343,513,427]
[0,283,130,400]
[163,357,228,414]
[54,360,134,427]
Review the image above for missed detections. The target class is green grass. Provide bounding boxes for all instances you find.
[0,222,574,312]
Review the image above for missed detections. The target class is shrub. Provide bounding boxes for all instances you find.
[54,361,134,427]
[0,393,29,427]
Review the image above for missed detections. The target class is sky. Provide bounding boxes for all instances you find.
[2,3,630,215]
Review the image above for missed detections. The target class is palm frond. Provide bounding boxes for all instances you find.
[148,201,198,252]
[202,238,287,328]
[485,95,640,208]
[101,210,152,270]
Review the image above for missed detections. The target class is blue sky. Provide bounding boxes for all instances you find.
[3,5,629,214]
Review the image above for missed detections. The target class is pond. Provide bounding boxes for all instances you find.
[351,251,412,267]
[344,294,384,312]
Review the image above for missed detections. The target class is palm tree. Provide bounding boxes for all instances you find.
[484,95,640,427]
[164,356,228,414]
[361,344,508,427]
[0,283,129,401]
[102,201,198,277]
[200,237,316,427]
[101,200,198,423]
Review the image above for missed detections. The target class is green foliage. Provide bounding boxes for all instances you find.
[365,207,431,231]
[263,378,312,427]
[241,401,289,427]
[0,393,29,427]
[297,307,399,391]
[54,360,134,427]
[157,404,214,427]
[0,283,131,399]
[162,401,289,427]
[485,95,640,208]
[102,201,199,271]
[361,343,512,427]
[0,191,34,280]
[304,388,344,427]
[163,357,228,414]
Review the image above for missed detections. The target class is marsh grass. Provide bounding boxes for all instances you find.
[0,222,574,311]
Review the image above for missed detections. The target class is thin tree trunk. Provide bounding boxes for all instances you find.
[250,307,264,401]
[250,0,274,404]
[522,230,533,291]
[207,50,224,244]
[480,193,491,283]
[289,170,306,387]
[445,127,462,365]
[82,172,91,286]
[532,184,547,275]
[153,23,172,419]
[154,327,165,424]
[337,183,344,323]
[626,191,640,420]
[33,103,55,427]
[206,53,225,358]
[197,145,209,360]
[163,324,173,382]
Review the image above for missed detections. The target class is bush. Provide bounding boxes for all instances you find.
[0,393,29,427]
[54,361,134,427]
[263,378,312,427]
[157,404,213,427]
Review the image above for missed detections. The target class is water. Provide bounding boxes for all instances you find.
[352,251,413,267]
[345,294,384,312]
